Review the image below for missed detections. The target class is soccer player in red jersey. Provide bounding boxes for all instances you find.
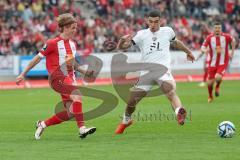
[197,21,235,102]
[16,13,96,139]
[198,24,211,87]
[198,50,211,87]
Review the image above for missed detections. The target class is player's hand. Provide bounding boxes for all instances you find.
[229,52,234,59]
[187,53,195,63]
[120,34,133,41]
[16,74,24,85]
[117,34,134,50]
[85,70,94,77]
[196,55,200,61]
[119,34,134,45]
[83,70,96,83]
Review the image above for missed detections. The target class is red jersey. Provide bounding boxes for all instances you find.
[201,33,233,67]
[38,36,77,78]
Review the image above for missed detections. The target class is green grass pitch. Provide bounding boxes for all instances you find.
[0,81,239,160]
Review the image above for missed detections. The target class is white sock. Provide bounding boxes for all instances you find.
[79,126,86,133]
[40,121,47,128]
[80,126,86,130]
[122,114,131,124]
[175,107,181,115]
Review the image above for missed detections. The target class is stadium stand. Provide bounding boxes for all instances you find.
[0,0,239,55]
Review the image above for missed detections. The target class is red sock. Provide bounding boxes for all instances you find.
[45,110,70,127]
[71,102,84,128]
[203,68,208,82]
[208,85,213,98]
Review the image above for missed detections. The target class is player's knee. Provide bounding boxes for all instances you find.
[70,95,82,102]
[215,74,222,82]
[70,89,82,102]
[207,80,214,86]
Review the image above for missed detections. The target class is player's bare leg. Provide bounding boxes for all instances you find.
[115,88,147,134]
[215,73,222,97]
[160,81,186,125]
[199,64,207,87]
[203,67,208,82]
[207,79,215,102]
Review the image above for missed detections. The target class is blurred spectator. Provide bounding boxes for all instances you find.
[0,0,239,55]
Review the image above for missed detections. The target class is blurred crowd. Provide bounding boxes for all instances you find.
[0,0,239,55]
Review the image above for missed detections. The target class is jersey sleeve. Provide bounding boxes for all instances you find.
[38,40,54,58]
[167,27,176,42]
[201,36,210,48]
[225,34,233,43]
[132,31,143,46]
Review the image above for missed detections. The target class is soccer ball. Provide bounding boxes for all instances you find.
[217,121,236,138]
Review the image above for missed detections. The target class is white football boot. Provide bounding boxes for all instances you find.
[35,120,46,140]
[79,126,96,139]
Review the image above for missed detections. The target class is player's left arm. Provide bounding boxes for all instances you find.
[171,39,195,62]
[16,54,42,85]
[74,59,94,77]
[72,41,94,77]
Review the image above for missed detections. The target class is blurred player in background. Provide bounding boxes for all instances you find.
[115,10,195,134]
[198,54,209,87]
[16,13,96,140]
[198,24,211,87]
[197,21,235,103]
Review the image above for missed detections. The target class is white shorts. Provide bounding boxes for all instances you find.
[133,70,175,92]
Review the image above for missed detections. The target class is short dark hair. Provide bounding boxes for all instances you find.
[148,10,161,18]
[213,21,221,26]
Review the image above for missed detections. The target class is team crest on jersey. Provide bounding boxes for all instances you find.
[41,44,48,51]
[152,37,157,41]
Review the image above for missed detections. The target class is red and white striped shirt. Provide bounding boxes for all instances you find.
[201,33,233,67]
[38,36,77,78]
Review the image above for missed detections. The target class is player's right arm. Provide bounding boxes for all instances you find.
[117,31,142,50]
[197,36,210,61]
[16,55,42,85]
[16,41,53,85]
[117,34,134,50]
[196,46,209,61]
[74,61,94,77]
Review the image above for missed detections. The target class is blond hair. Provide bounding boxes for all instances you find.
[57,13,76,32]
